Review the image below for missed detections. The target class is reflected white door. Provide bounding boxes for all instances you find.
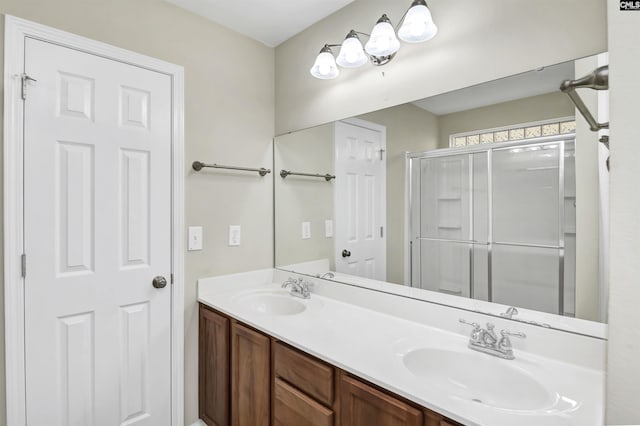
[334,120,386,280]
[23,38,172,426]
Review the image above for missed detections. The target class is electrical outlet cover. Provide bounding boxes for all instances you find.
[325,220,334,238]
[229,225,241,246]
[188,226,203,251]
[302,221,311,240]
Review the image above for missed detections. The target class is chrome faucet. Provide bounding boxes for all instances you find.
[281,277,311,299]
[459,319,526,360]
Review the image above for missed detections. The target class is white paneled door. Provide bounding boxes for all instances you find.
[334,120,386,281]
[23,38,172,425]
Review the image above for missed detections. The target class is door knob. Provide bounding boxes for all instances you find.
[153,276,168,289]
[342,249,351,258]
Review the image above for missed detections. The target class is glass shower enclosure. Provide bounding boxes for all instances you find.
[407,135,576,316]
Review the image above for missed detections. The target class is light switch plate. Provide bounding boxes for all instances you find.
[229,225,241,246]
[301,221,311,240]
[188,226,203,251]
[324,220,333,238]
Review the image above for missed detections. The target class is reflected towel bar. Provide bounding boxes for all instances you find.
[560,65,609,132]
[280,170,336,181]
[192,161,271,176]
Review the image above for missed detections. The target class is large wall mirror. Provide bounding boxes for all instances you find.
[274,53,609,335]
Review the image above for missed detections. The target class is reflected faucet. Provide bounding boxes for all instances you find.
[500,306,519,319]
[316,272,335,279]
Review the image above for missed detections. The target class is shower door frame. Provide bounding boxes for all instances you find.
[406,133,575,316]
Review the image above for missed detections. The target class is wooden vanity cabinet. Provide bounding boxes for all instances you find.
[340,374,422,426]
[199,304,462,426]
[272,342,336,426]
[423,410,461,426]
[231,320,271,426]
[199,305,230,426]
[273,378,334,426]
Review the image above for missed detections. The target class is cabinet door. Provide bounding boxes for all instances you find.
[231,321,271,426]
[340,375,422,426]
[423,409,461,426]
[274,378,334,426]
[199,306,230,426]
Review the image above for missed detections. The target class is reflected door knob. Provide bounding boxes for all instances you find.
[342,249,351,258]
[153,276,168,289]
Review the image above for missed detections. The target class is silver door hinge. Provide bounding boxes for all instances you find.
[21,254,26,278]
[21,73,37,100]
[380,226,384,238]
[171,274,174,285]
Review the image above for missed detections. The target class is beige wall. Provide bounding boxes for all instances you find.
[3,0,631,423]
[273,104,438,286]
[275,123,335,269]
[0,1,275,424]
[606,2,640,424]
[358,104,439,284]
[574,56,602,322]
[275,0,607,135]
[436,92,575,148]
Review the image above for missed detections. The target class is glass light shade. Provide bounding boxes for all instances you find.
[336,36,368,68]
[398,4,438,43]
[310,49,340,79]
[365,18,400,57]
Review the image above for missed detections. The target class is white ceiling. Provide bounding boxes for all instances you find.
[164,0,355,47]
[413,61,576,116]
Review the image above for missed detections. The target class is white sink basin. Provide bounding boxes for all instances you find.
[403,348,557,411]
[233,290,308,315]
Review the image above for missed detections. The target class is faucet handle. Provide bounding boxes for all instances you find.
[501,329,526,339]
[459,318,481,330]
[282,276,299,287]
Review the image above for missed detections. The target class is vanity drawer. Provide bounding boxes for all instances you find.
[424,409,462,426]
[273,341,334,406]
[274,378,334,426]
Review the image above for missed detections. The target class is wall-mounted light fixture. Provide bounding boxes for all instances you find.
[310,0,438,80]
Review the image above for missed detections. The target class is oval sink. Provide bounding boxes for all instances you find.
[403,348,556,411]
[235,292,307,315]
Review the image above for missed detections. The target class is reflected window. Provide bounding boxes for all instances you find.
[449,117,576,148]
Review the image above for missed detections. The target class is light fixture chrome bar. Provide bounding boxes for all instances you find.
[279,170,336,181]
[192,161,271,176]
[560,65,609,132]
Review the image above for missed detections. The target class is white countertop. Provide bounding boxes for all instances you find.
[198,269,605,426]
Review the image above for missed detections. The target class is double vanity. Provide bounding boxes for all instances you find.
[198,268,605,426]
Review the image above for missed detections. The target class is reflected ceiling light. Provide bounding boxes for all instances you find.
[336,31,368,68]
[309,45,340,79]
[310,1,438,80]
[398,0,438,43]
